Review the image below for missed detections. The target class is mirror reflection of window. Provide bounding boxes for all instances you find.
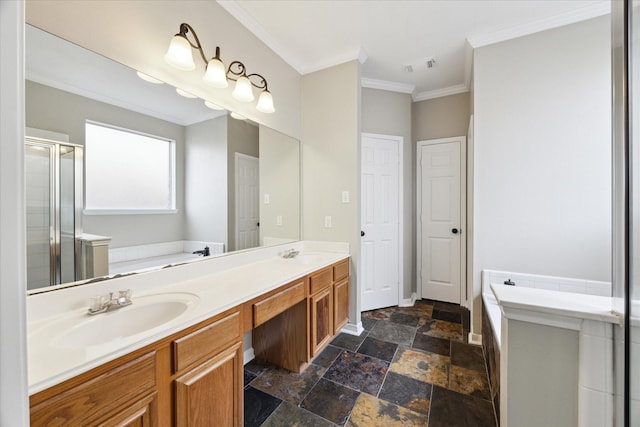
[84,121,176,213]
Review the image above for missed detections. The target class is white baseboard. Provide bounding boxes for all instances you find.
[468,332,482,345]
[243,347,255,365]
[341,322,365,336]
[399,292,417,307]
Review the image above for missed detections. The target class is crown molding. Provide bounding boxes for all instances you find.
[217,0,306,74]
[361,78,415,94]
[413,84,469,102]
[467,1,611,48]
[302,47,368,75]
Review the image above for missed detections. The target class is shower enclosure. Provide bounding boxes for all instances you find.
[614,1,639,426]
[25,130,82,290]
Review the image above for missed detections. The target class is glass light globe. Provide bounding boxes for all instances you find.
[164,35,195,71]
[203,58,228,88]
[256,90,275,113]
[230,112,246,120]
[232,76,254,102]
[175,88,197,98]
[136,71,164,84]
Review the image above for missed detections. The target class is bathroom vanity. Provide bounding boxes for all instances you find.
[27,242,350,426]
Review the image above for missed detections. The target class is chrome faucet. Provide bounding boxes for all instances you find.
[192,246,210,257]
[281,249,299,259]
[88,289,132,315]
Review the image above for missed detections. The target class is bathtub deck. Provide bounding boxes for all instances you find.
[109,252,203,275]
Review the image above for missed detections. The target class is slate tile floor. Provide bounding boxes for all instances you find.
[244,299,497,426]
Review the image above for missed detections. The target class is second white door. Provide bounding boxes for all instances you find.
[235,153,259,250]
[361,133,401,311]
[417,137,465,304]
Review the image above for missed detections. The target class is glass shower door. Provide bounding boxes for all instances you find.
[630,2,640,424]
[25,140,82,289]
[59,145,78,284]
[25,143,54,289]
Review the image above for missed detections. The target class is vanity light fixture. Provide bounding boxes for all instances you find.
[164,22,275,113]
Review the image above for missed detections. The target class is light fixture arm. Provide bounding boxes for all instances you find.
[226,61,269,91]
[176,23,221,65]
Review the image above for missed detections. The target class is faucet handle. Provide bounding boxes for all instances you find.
[118,289,132,301]
[89,295,106,312]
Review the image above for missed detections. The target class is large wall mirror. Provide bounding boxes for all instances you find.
[25,24,300,293]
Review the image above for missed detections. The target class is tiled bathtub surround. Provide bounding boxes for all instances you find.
[489,282,620,427]
[482,269,611,296]
[579,319,614,427]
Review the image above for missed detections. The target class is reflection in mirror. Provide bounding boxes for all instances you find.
[25,24,300,292]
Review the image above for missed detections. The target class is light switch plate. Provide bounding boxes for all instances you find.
[276,215,282,226]
[264,194,270,204]
[342,191,350,203]
[324,216,332,228]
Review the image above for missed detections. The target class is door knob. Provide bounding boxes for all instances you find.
[452,228,459,234]
[361,231,365,237]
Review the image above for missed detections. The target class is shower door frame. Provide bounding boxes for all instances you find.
[25,128,83,287]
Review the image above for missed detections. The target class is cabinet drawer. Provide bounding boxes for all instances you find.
[254,280,306,327]
[173,311,240,373]
[30,351,156,427]
[309,267,333,295]
[333,259,349,281]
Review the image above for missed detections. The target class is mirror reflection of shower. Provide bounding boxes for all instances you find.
[25,128,82,290]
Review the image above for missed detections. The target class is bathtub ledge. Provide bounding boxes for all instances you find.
[490,283,621,329]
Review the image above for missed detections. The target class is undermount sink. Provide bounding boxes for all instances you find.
[50,292,200,349]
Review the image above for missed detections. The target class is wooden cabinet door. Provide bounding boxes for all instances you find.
[333,278,350,334]
[175,342,243,427]
[98,392,158,427]
[310,287,333,356]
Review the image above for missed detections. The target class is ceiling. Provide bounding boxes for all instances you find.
[219,0,611,100]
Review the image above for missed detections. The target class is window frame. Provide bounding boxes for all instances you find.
[83,120,177,215]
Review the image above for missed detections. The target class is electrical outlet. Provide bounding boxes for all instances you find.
[342,191,350,203]
[324,216,332,228]
[276,215,282,226]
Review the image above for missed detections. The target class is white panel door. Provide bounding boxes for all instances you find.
[361,134,401,311]
[236,153,259,250]
[418,138,464,304]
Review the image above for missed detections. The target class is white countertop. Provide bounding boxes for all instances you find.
[27,241,349,395]
[490,283,622,325]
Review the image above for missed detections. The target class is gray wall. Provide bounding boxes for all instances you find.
[259,125,300,244]
[302,60,361,327]
[227,118,259,252]
[413,92,470,141]
[361,88,414,300]
[472,16,611,335]
[185,115,228,245]
[25,80,186,248]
